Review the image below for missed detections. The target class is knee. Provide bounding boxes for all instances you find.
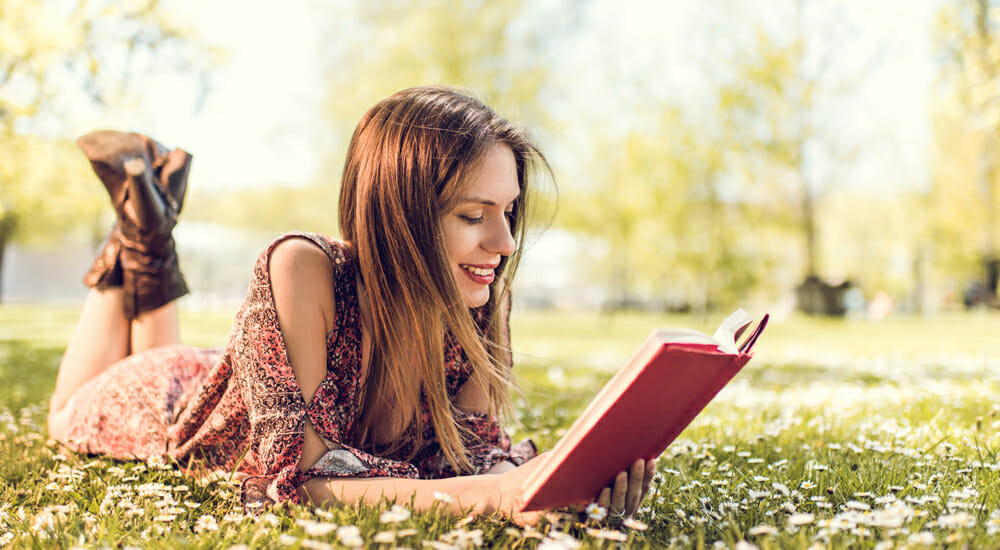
[47,404,69,442]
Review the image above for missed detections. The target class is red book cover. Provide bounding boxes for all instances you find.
[519,311,769,512]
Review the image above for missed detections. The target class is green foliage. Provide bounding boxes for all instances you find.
[930,0,1000,292]
[0,133,108,250]
[317,0,577,163]
[5,306,1000,547]
[182,185,342,237]
[559,102,778,311]
[0,0,219,296]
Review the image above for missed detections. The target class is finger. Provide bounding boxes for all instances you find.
[513,510,543,527]
[642,458,657,494]
[597,486,611,509]
[625,459,645,515]
[611,470,628,513]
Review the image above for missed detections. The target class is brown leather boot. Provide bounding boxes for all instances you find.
[78,130,193,319]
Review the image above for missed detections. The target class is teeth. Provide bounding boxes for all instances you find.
[463,265,493,277]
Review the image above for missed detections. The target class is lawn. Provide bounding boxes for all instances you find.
[2,304,1000,548]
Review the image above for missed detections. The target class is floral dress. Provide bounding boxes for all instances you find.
[60,232,536,508]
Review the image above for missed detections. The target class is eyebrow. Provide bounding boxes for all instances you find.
[457,195,520,207]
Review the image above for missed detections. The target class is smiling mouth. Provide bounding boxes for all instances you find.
[463,265,494,277]
[461,264,496,284]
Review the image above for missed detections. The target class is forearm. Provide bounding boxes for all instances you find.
[297,473,507,516]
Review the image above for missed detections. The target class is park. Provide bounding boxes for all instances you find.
[4,0,1000,548]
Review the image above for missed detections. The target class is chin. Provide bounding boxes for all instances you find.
[461,289,491,309]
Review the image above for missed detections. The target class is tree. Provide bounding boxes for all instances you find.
[315,0,585,188]
[931,0,1000,305]
[559,103,768,312]
[718,2,850,275]
[704,0,880,314]
[0,0,216,300]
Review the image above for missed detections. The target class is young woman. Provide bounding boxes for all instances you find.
[46,86,656,524]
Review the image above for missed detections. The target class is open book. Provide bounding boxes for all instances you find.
[519,310,769,512]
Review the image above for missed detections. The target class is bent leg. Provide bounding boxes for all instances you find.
[48,290,181,438]
[52,129,192,440]
[131,301,180,354]
[48,288,131,436]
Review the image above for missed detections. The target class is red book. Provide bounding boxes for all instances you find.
[519,310,769,512]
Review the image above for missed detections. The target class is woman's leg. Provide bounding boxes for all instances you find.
[48,294,182,438]
[48,130,192,438]
[48,291,180,409]
[49,288,131,415]
[131,301,180,353]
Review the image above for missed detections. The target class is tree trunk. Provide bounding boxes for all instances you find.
[0,216,15,304]
[795,0,818,279]
[802,180,818,277]
[975,0,1000,301]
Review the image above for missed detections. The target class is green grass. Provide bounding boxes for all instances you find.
[3,304,1000,548]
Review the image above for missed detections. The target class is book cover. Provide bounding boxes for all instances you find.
[519,310,769,512]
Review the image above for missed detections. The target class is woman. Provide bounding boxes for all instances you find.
[46,86,655,524]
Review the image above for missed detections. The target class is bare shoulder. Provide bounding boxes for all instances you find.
[270,237,332,275]
[269,237,336,329]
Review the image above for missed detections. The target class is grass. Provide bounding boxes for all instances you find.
[3,304,1000,548]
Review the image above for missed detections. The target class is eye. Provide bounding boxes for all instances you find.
[460,214,484,225]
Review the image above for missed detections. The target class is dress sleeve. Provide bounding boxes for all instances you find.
[416,411,537,478]
[232,232,418,511]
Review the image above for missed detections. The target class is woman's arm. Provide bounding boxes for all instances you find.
[297,456,552,526]
[269,240,654,522]
[297,456,654,525]
[269,238,339,471]
[270,240,529,514]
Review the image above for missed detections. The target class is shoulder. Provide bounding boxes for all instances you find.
[262,231,350,266]
[268,236,338,330]
[270,238,333,278]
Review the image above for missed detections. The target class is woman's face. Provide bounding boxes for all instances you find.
[441,144,520,308]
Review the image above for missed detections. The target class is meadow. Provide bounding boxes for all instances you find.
[2,305,1000,549]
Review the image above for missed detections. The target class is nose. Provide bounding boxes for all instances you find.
[485,216,516,257]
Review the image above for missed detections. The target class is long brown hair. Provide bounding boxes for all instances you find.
[339,86,549,472]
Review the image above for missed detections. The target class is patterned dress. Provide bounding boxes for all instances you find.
[60,232,536,508]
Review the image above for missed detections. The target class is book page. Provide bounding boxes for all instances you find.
[711,309,753,353]
[652,309,753,353]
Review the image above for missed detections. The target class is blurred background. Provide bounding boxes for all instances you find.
[1,0,996,323]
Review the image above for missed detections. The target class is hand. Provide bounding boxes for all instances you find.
[594,458,656,518]
[490,454,548,526]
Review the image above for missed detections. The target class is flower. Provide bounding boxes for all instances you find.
[379,505,411,523]
[936,511,975,529]
[440,528,484,547]
[585,503,607,522]
[433,491,454,503]
[296,519,338,537]
[539,530,581,550]
[623,518,648,530]
[844,500,871,511]
[747,525,778,536]
[300,541,334,550]
[788,513,815,526]
[258,513,281,527]
[337,525,363,547]
[585,528,628,542]
[907,531,935,545]
[195,515,218,533]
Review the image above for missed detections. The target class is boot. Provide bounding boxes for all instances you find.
[78,130,193,319]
